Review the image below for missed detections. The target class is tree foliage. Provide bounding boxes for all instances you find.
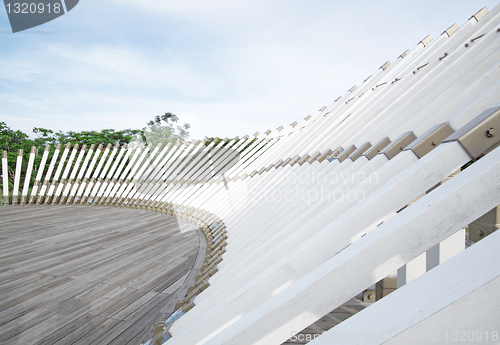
[0,112,190,195]
[141,112,190,147]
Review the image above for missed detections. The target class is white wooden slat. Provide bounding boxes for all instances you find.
[174,138,271,209]
[307,216,500,344]
[120,143,165,204]
[60,145,86,203]
[159,139,248,209]
[133,141,212,208]
[100,144,134,204]
[29,145,50,204]
[129,143,183,208]
[12,150,23,204]
[45,143,71,203]
[148,139,232,209]
[198,144,500,345]
[37,144,61,203]
[93,144,134,204]
[93,144,127,203]
[1,151,8,205]
[66,144,95,203]
[81,143,114,203]
[112,144,153,205]
[106,145,148,204]
[20,146,36,204]
[164,141,204,184]
[61,144,79,180]
[74,144,102,202]
[169,142,469,339]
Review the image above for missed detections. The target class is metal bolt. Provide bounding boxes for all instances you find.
[432,141,437,146]
[471,33,485,42]
[417,63,429,71]
[465,43,469,48]
[439,52,448,61]
[486,128,496,137]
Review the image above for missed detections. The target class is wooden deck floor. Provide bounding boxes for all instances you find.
[0,205,205,345]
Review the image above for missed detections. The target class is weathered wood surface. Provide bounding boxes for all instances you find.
[0,205,205,345]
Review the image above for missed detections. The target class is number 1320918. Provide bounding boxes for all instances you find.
[6,3,61,14]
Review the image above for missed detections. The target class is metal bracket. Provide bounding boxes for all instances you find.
[380,61,391,71]
[289,155,301,166]
[404,122,455,158]
[469,206,499,242]
[308,151,321,164]
[399,49,410,59]
[472,7,489,22]
[363,137,391,160]
[349,142,372,162]
[381,131,417,160]
[281,157,291,167]
[335,145,356,162]
[298,154,311,166]
[443,23,459,37]
[420,34,433,47]
[325,147,343,162]
[443,106,500,160]
[317,149,333,163]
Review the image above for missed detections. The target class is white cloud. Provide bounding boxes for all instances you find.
[1,0,498,141]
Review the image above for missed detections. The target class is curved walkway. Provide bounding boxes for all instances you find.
[0,206,206,345]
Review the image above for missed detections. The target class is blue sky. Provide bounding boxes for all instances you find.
[1,0,498,140]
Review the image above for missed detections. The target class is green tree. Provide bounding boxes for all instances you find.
[0,114,191,198]
[33,127,144,147]
[0,122,35,191]
[142,112,190,146]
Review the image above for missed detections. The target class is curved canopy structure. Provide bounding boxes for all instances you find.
[1,4,500,345]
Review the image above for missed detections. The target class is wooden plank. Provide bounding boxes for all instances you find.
[0,205,204,344]
[71,317,121,345]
